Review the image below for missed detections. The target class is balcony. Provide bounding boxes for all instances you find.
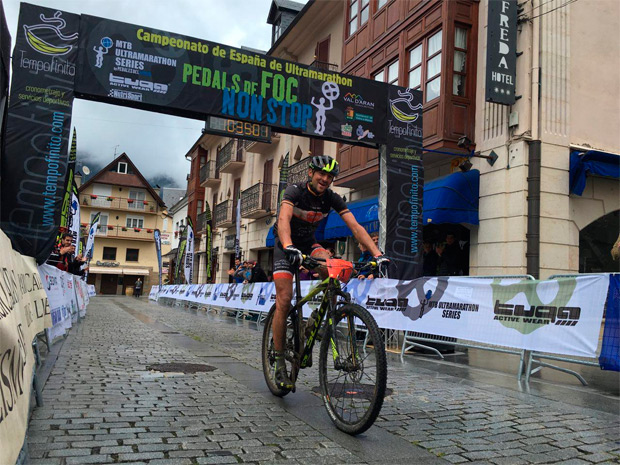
[241,183,277,219]
[216,140,244,173]
[80,224,156,241]
[214,200,234,228]
[80,194,159,214]
[245,132,280,155]
[196,210,211,234]
[287,158,310,186]
[309,59,338,72]
[199,161,220,188]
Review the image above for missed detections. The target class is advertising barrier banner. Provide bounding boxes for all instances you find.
[0,4,80,262]
[38,264,73,343]
[0,230,50,465]
[154,274,610,358]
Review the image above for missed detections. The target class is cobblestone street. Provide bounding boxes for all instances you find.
[27,296,620,464]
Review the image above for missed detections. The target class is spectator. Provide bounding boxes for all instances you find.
[250,261,268,282]
[356,240,374,280]
[227,258,245,284]
[422,241,439,276]
[298,266,317,281]
[134,278,143,298]
[437,233,462,276]
[47,233,86,275]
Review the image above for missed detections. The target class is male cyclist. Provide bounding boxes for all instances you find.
[272,154,386,389]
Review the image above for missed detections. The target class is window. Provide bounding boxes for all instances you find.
[407,29,443,103]
[91,213,108,235]
[453,27,468,96]
[126,216,144,229]
[373,59,399,85]
[117,162,127,174]
[128,190,146,210]
[348,0,369,36]
[102,247,116,260]
[126,248,139,262]
[378,0,389,9]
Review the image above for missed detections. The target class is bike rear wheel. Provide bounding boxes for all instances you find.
[261,304,299,397]
[319,303,387,435]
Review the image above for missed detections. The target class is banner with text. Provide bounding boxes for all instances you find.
[75,14,388,145]
[1,4,80,263]
[38,264,73,343]
[153,274,611,358]
[0,230,50,465]
[383,86,424,279]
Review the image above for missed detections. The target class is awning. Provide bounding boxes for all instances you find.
[266,170,480,244]
[423,169,479,225]
[323,196,379,240]
[569,150,620,195]
[89,267,150,275]
[265,218,327,247]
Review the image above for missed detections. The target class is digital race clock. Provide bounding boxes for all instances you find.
[204,116,271,143]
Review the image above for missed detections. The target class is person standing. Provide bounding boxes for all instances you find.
[436,233,462,276]
[134,278,142,298]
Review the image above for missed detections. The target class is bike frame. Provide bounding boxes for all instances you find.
[291,271,344,371]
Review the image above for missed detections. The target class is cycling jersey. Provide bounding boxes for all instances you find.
[272,182,349,280]
[274,182,349,245]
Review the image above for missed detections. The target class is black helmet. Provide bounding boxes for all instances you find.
[309,155,339,177]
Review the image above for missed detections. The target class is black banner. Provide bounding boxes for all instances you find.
[384,87,424,280]
[485,0,517,105]
[74,14,387,145]
[203,202,213,283]
[1,4,79,262]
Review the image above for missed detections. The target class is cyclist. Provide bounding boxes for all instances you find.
[272,154,387,389]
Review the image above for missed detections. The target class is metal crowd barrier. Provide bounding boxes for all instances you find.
[522,273,611,386]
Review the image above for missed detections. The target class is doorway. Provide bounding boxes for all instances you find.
[100,274,118,294]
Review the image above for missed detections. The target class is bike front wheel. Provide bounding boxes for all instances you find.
[261,304,299,397]
[319,303,387,435]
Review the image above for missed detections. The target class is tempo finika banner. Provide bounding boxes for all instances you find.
[383,86,424,280]
[0,229,50,465]
[1,4,80,263]
[152,274,611,358]
[74,14,388,145]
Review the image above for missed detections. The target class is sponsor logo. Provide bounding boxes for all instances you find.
[109,73,168,94]
[23,11,77,56]
[389,88,422,123]
[343,92,375,109]
[341,123,352,137]
[46,275,58,290]
[345,106,374,123]
[93,37,112,68]
[366,296,409,312]
[108,89,143,102]
[491,277,581,334]
[388,120,423,139]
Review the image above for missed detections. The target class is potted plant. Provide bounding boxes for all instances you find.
[122,227,127,231]
[127,199,134,204]
[147,229,153,233]
[107,225,114,231]
[90,194,97,199]
[143,201,148,205]
[134,227,141,232]
[106,196,114,201]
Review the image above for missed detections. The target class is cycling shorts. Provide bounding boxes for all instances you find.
[273,237,325,280]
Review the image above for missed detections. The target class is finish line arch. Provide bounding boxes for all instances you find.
[2,3,423,279]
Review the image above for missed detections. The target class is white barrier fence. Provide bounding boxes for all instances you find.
[151,273,609,359]
[0,229,92,465]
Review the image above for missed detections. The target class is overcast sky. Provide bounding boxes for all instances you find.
[3,0,297,187]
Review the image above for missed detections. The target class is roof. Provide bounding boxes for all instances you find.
[169,194,189,214]
[160,187,186,209]
[78,153,166,207]
[268,0,315,54]
[267,0,305,23]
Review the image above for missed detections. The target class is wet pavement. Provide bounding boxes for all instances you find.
[26,296,620,464]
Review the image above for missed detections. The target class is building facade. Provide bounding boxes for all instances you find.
[78,154,171,294]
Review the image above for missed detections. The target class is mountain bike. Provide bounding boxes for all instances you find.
[261,255,388,435]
